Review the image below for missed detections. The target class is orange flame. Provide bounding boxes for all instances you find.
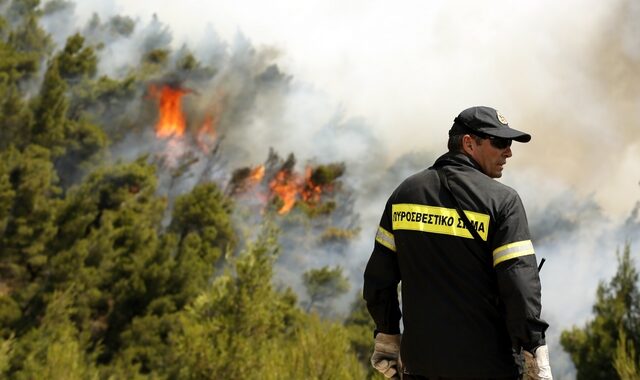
[196,90,225,151]
[266,166,328,214]
[232,164,332,215]
[149,85,190,138]
[248,165,265,185]
[301,167,323,204]
[196,114,218,151]
[269,170,300,214]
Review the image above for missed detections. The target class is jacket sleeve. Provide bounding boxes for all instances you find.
[363,198,402,335]
[492,192,549,351]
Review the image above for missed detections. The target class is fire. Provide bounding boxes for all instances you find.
[230,160,336,216]
[269,170,299,214]
[196,90,226,151]
[149,85,190,138]
[301,167,323,204]
[268,166,325,214]
[248,165,265,185]
[196,114,218,152]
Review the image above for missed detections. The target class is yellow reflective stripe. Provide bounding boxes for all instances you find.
[375,226,396,252]
[391,204,489,241]
[492,240,535,266]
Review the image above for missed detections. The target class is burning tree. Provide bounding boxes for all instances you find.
[226,149,360,313]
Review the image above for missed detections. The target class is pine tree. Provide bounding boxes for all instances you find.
[112,182,236,375]
[344,293,381,378]
[302,265,350,315]
[561,243,640,380]
[0,334,13,377]
[31,59,69,156]
[614,327,640,380]
[5,1,52,79]
[55,33,98,82]
[6,2,52,54]
[8,289,99,380]
[0,79,34,150]
[167,223,292,379]
[46,159,166,361]
[166,224,365,379]
[167,182,236,308]
[0,145,61,316]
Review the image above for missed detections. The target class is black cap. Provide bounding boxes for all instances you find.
[449,106,531,143]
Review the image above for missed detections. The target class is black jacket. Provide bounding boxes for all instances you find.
[363,152,548,378]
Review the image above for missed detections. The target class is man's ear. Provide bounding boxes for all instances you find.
[462,134,475,155]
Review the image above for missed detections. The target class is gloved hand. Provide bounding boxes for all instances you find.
[523,345,553,380]
[370,333,401,379]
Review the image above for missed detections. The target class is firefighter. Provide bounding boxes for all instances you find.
[364,106,551,380]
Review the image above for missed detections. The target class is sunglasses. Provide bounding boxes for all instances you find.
[473,134,512,150]
[487,136,512,150]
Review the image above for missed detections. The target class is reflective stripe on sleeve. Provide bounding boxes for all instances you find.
[375,226,396,252]
[492,240,535,267]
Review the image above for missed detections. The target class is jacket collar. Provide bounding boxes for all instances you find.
[431,151,483,173]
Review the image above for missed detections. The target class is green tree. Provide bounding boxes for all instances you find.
[8,289,99,380]
[54,117,108,188]
[166,224,364,379]
[0,334,13,377]
[344,293,382,378]
[0,41,40,82]
[0,146,60,314]
[6,0,41,21]
[0,148,16,235]
[614,327,640,380]
[112,182,236,375]
[0,79,34,150]
[561,243,640,380]
[42,0,74,16]
[167,224,295,379]
[31,59,69,156]
[167,182,236,307]
[66,74,137,123]
[108,15,136,37]
[47,159,166,360]
[303,265,350,314]
[56,33,98,82]
[6,1,52,76]
[30,53,107,183]
[270,314,367,379]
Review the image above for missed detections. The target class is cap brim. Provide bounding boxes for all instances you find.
[478,126,531,143]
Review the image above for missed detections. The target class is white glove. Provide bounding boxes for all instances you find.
[370,333,401,379]
[523,344,553,380]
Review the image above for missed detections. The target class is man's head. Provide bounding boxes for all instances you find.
[447,106,531,178]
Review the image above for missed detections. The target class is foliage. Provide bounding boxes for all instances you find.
[310,163,346,186]
[166,225,365,379]
[56,33,98,82]
[614,327,640,380]
[345,293,385,379]
[32,58,68,156]
[9,289,99,380]
[303,265,350,314]
[0,334,13,377]
[167,182,236,307]
[0,78,33,150]
[319,226,361,244]
[0,145,61,309]
[561,244,640,380]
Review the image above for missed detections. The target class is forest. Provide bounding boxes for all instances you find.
[0,1,638,379]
